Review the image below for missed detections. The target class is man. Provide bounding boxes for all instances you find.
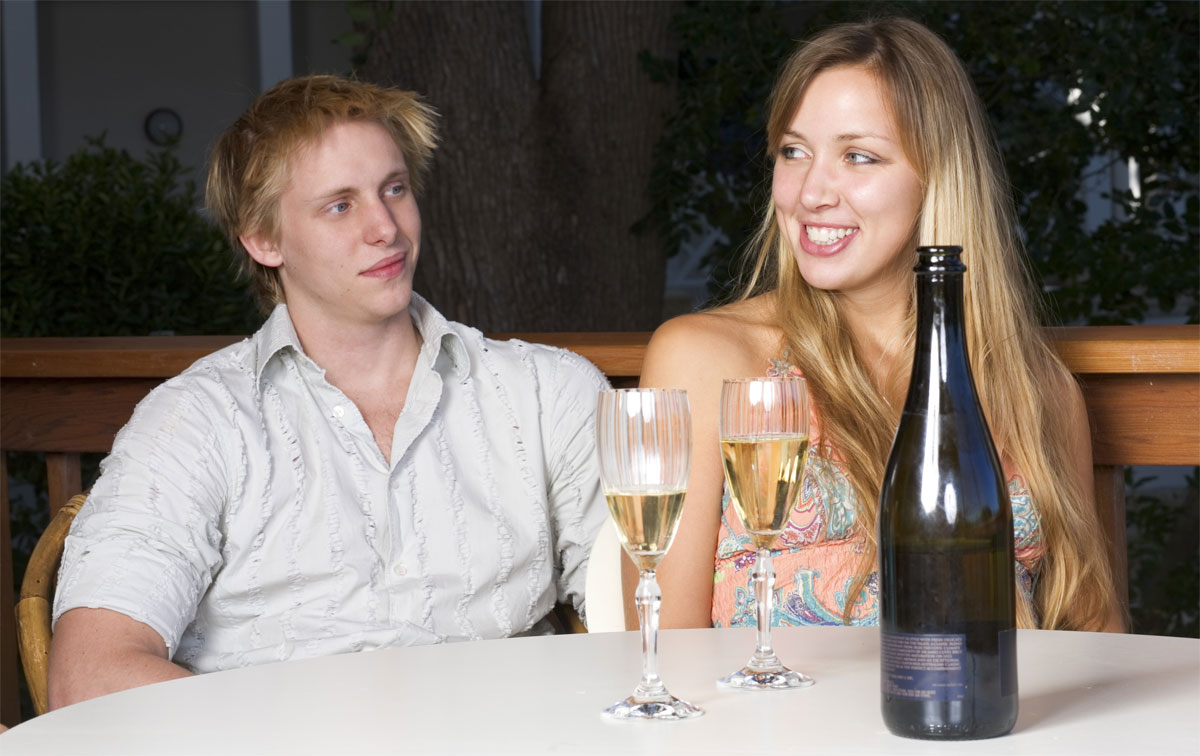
[48,75,610,708]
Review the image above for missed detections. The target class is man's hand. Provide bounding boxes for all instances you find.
[48,607,193,710]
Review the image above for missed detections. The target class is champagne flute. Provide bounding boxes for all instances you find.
[596,388,702,720]
[718,377,814,690]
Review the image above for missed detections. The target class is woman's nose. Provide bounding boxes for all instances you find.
[799,157,838,211]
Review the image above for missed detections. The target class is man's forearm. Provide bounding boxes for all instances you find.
[48,648,192,710]
[48,607,193,710]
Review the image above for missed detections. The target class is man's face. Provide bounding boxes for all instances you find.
[243,120,421,329]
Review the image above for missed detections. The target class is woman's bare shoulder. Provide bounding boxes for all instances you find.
[643,294,781,383]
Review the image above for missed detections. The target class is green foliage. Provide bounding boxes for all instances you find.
[921,1,1199,325]
[1126,467,1199,637]
[334,1,396,71]
[1,137,260,337]
[642,1,1199,325]
[635,1,797,302]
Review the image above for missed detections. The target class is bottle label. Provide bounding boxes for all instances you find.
[881,631,968,702]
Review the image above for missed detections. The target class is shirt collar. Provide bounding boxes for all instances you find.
[409,292,470,381]
[254,303,302,383]
[253,295,470,387]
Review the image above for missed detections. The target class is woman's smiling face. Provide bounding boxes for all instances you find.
[772,65,923,302]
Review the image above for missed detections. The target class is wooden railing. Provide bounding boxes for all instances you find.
[2,324,1197,723]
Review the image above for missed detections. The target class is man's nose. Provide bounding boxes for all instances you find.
[364,199,399,246]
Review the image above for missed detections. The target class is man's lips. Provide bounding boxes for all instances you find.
[360,253,407,279]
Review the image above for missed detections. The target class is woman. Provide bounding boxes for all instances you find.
[632,17,1124,632]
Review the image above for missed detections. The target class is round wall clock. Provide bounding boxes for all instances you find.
[144,108,183,146]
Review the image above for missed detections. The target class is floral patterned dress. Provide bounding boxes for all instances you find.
[710,360,1044,628]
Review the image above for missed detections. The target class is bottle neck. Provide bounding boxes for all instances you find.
[908,271,972,400]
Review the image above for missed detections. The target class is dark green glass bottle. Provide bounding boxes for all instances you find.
[878,246,1018,739]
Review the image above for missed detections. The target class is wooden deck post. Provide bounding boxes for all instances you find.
[1,454,20,726]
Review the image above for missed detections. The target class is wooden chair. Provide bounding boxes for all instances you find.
[15,493,85,716]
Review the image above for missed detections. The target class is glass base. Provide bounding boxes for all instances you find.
[602,694,704,720]
[719,664,814,690]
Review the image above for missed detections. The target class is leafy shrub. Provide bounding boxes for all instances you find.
[1,136,259,337]
[1126,468,1200,637]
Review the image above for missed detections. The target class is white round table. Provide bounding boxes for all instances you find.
[3,627,1197,755]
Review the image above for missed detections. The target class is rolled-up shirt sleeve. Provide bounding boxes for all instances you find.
[542,350,611,620]
[53,375,230,657]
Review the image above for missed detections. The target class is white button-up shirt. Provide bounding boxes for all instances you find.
[54,296,610,673]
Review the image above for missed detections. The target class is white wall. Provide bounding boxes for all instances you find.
[38,1,257,183]
[2,0,44,170]
[6,0,354,184]
[292,0,357,77]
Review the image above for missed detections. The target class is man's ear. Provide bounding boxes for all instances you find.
[241,232,284,268]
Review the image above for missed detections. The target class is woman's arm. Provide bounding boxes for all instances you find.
[624,310,769,629]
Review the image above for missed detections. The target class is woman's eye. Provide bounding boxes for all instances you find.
[780,146,807,160]
[386,183,407,197]
[847,151,879,165]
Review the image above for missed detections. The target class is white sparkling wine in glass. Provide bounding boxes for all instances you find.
[718,376,813,691]
[596,387,701,720]
[721,434,809,549]
[605,488,686,571]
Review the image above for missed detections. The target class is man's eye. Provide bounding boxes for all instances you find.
[386,183,407,196]
[330,202,350,214]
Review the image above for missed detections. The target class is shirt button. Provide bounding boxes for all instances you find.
[332,405,345,418]
[390,479,400,490]
[393,563,408,577]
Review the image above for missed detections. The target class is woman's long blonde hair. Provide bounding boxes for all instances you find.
[737,18,1120,630]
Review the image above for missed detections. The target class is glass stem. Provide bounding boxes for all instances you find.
[634,569,667,700]
[751,547,777,668]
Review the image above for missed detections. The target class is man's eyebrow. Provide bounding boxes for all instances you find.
[305,169,410,204]
[308,185,357,203]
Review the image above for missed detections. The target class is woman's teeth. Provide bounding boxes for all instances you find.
[805,226,855,245]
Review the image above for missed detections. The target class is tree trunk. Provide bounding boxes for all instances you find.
[363,0,677,331]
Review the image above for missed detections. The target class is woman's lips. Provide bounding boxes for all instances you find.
[798,225,858,257]
[361,253,407,279]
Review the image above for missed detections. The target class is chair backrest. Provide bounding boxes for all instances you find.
[16,493,85,716]
[583,521,625,632]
